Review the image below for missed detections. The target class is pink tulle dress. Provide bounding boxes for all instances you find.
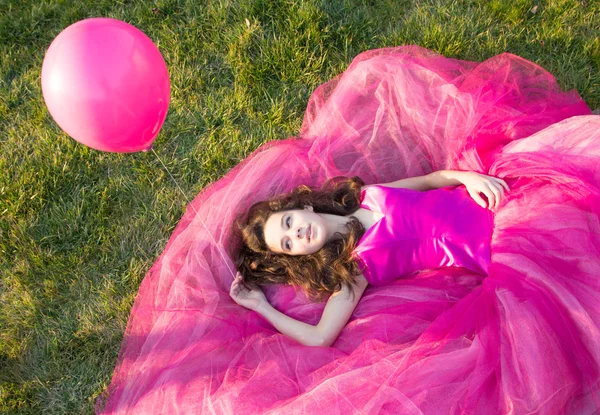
[354,185,493,285]
[97,46,600,414]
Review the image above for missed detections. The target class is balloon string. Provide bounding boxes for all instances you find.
[150,148,237,279]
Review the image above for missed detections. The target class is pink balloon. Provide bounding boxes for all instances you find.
[41,18,170,152]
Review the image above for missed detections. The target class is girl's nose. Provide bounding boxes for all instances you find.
[296,227,303,239]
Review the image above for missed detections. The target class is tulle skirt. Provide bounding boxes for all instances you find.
[96,46,599,414]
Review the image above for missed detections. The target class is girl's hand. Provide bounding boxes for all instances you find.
[230,273,267,311]
[458,172,509,210]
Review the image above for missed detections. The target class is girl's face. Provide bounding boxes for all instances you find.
[263,206,328,255]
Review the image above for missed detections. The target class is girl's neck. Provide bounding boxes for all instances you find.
[319,212,352,239]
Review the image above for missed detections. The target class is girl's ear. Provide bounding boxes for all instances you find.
[304,205,314,212]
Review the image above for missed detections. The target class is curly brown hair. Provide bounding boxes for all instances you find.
[233,176,366,301]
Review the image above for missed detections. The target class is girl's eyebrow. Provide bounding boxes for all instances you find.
[280,214,285,228]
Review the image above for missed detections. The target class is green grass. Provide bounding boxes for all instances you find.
[1,0,598,413]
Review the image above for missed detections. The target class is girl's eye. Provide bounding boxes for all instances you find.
[285,239,291,251]
[286,216,291,228]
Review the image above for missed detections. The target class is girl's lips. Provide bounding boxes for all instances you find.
[307,224,311,242]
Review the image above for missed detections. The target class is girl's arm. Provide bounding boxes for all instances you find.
[368,170,509,209]
[369,170,467,190]
[230,273,369,347]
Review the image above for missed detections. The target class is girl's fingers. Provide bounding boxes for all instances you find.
[483,188,495,210]
[232,284,247,300]
[487,183,501,209]
[491,182,503,201]
[491,181,507,209]
[495,181,505,202]
[493,177,510,191]
[468,174,509,210]
[231,278,244,296]
[469,189,487,208]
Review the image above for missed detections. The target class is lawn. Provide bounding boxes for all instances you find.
[1,0,598,413]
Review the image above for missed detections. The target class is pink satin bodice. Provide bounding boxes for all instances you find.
[352,185,494,285]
